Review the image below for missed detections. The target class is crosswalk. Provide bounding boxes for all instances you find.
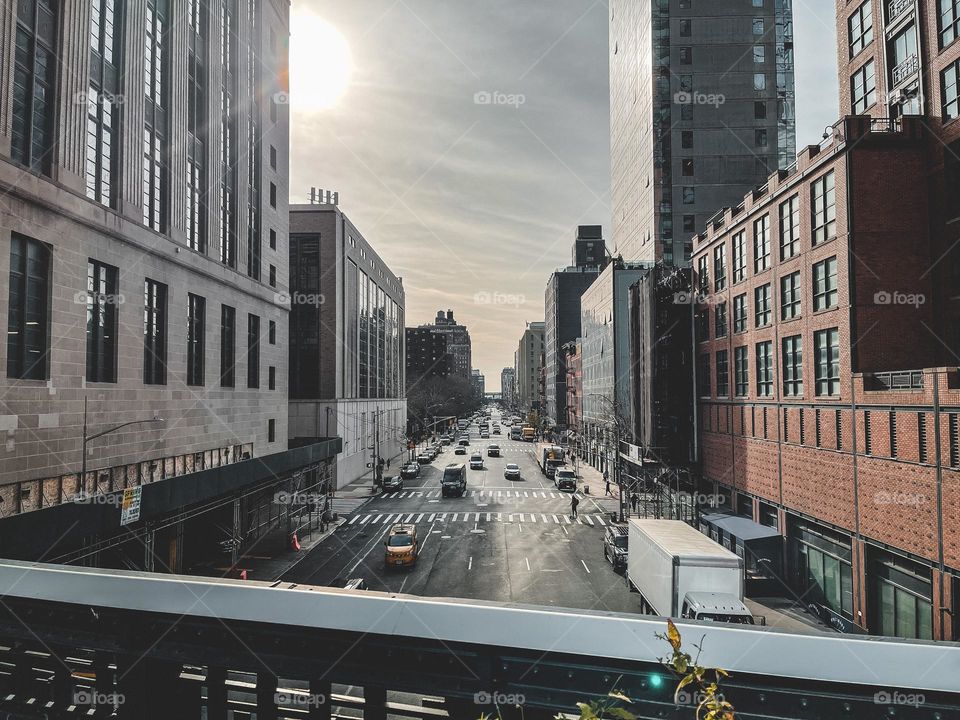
[345,511,609,527]
[379,489,586,500]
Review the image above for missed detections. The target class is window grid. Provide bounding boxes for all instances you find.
[779,195,800,260]
[187,293,205,386]
[221,304,236,388]
[754,283,771,327]
[849,2,873,56]
[86,0,121,207]
[918,412,928,463]
[734,346,749,397]
[715,302,727,338]
[851,59,876,114]
[756,341,773,397]
[717,350,729,396]
[754,215,771,272]
[714,243,727,291]
[6,234,51,380]
[86,259,119,383]
[782,335,803,396]
[943,60,960,120]
[143,278,167,385]
[812,171,837,244]
[942,0,960,47]
[247,313,260,389]
[781,271,801,320]
[732,231,746,283]
[813,256,838,311]
[219,0,238,268]
[143,0,168,232]
[815,328,840,396]
[734,294,747,333]
[11,0,58,174]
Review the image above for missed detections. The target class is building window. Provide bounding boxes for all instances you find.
[918,412,928,463]
[187,293,205,386]
[781,271,801,320]
[811,170,837,245]
[697,255,709,294]
[143,0,169,232]
[683,187,695,204]
[86,0,123,207]
[754,73,766,90]
[851,59,876,113]
[849,2,873,56]
[753,215,770,272]
[247,313,261,388]
[186,7,207,253]
[734,346,749,397]
[949,414,959,467]
[143,279,167,385]
[890,412,898,458]
[270,182,277,208]
[783,335,802,396]
[11,0,58,174]
[753,17,764,34]
[246,0,262,283]
[715,302,727,338]
[270,228,277,250]
[756,341,773,396]
[779,194,800,259]
[683,214,696,232]
[269,319,276,344]
[6,234,51,380]
[754,283,771,327]
[874,567,933,640]
[219,0,238,268]
[695,309,709,342]
[714,243,726,291]
[698,354,711,396]
[717,350,729,396]
[813,256,838,310]
[755,101,767,119]
[680,18,691,36]
[864,411,873,454]
[680,47,692,64]
[753,45,765,63]
[682,159,694,176]
[732,231,746,282]
[86,260,119,383]
[682,130,693,148]
[814,328,840,396]
[733,293,747,333]
[268,418,276,442]
[756,129,768,146]
[270,144,277,169]
[269,365,276,390]
[942,0,960,47]
[220,304,235,387]
[943,60,960,120]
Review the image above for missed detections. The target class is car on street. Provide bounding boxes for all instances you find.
[440,437,451,445]
[554,467,577,492]
[454,446,467,455]
[441,463,467,497]
[504,463,521,480]
[602,525,629,573]
[487,444,500,457]
[382,475,403,492]
[469,452,484,470]
[384,524,418,567]
[331,577,369,591]
[400,462,420,479]
[492,427,501,434]
[458,438,470,446]
[417,452,432,464]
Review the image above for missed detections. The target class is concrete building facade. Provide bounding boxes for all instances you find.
[420,310,472,379]
[609,0,797,265]
[500,367,516,409]
[0,0,299,519]
[287,201,406,489]
[515,322,545,413]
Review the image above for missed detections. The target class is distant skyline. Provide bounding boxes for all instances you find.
[290,0,839,391]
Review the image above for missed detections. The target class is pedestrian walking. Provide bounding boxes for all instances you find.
[631,493,639,514]
[605,478,612,496]
[570,494,580,519]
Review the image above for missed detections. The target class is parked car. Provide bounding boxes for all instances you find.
[417,453,432,464]
[493,427,501,434]
[454,446,467,455]
[504,463,521,480]
[382,475,403,492]
[384,524,418,567]
[469,453,484,470]
[603,525,629,573]
[458,438,470,446]
[400,462,420,479]
[487,444,500,457]
[440,438,451,445]
[554,467,577,492]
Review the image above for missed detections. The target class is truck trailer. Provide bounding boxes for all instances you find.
[534,443,565,479]
[626,519,756,624]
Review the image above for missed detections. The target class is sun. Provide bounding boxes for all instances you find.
[289,12,354,112]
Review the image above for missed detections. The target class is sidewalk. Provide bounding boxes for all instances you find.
[235,520,346,582]
[574,459,621,501]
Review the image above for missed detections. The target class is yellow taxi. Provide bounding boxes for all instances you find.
[384,524,418,568]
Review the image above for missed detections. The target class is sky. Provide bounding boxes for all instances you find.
[289,0,840,391]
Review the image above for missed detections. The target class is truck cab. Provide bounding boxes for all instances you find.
[441,463,467,497]
[680,592,756,625]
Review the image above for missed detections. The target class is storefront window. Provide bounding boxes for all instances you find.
[873,555,933,640]
[791,519,854,618]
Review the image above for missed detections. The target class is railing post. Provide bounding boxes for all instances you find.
[309,678,332,720]
[364,685,387,720]
[256,670,278,720]
[205,666,227,720]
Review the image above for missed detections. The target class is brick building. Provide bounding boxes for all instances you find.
[406,328,453,381]
[692,116,956,640]
[562,340,582,448]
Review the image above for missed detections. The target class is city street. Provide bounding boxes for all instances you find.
[282,416,635,613]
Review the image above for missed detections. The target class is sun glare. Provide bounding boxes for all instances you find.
[289,12,353,112]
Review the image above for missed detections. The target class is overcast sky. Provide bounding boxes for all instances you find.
[290,0,839,391]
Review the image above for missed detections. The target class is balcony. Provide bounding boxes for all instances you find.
[866,370,924,391]
[886,0,913,25]
[891,54,919,87]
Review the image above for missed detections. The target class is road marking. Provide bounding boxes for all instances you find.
[348,516,360,525]
[523,491,529,497]
[397,492,408,499]
[584,515,594,526]
[474,512,481,522]
[575,493,584,500]
[451,513,459,521]
[468,556,473,571]
[552,515,560,524]
[371,514,384,524]
[438,513,447,521]
[412,491,423,497]
[416,513,424,522]
[360,515,372,525]
[486,513,491,521]
[525,557,531,571]
[529,514,536,523]
[541,514,549,523]
[581,560,591,574]
[405,514,414,522]
[428,514,435,522]
[562,515,571,524]
[596,515,606,526]
[562,525,569,535]
[385,493,397,499]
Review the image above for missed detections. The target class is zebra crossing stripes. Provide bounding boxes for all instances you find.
[346,512,608,527]
[379,489,586,501]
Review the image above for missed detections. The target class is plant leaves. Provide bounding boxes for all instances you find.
[666,619,682,651]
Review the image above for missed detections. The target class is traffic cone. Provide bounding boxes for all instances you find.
[239,569,248,581]
[290,533,301,551]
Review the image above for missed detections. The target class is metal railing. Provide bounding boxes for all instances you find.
[891,54,919,86]
[887,0,913,24]
[867,370,924,390]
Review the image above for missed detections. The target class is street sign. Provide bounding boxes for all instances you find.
[120,486,142,526]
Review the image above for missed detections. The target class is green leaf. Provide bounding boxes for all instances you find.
[608,691,632,703]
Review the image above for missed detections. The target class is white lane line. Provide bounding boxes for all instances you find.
[348,515,360,525]
[562,525,569,535]
[468,556,473,571]
[397,492,408,499]
[496,513,501,521]
[405,513,414,522]
[525,557,531,571]
[529,514,536,523]
[523,491,529,497]
[371,514,384,524]
[562,515,571,524]
[595,515,606,526]
[416,513,424,522]
[428,513,436,522]
[386,493,397,499]
[581,560,591,573]
[452,513,459,522]
[360,515,372,525]
[575,493,584,500]
[541,514,549,523]
[584,515,594,526]
[474,512,481,522]
[438,513,447,521]
[552,515,560,524]
[486,513,491,521]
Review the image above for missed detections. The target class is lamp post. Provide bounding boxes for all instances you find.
[80,397,165,492]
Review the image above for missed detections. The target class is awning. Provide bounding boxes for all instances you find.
[701,512,780,541]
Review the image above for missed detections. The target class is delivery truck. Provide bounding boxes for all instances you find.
[627,519,757,624]
[534,442,565,479]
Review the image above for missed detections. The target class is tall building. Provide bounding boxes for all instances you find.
[471,369,485,398]
[420,310,472,378]
[543,226,609,428]
[580,261,649,472]
[609,0,797,265]
[405,328,452,381]
[500,367,516,409]
[287,199,406,488]
[515,322,545,412]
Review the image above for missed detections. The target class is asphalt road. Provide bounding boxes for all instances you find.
[282,414,637,614]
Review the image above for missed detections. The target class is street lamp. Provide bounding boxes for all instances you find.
[80,397,165,491]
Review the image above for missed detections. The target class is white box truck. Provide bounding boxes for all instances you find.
[627,519,757,624]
